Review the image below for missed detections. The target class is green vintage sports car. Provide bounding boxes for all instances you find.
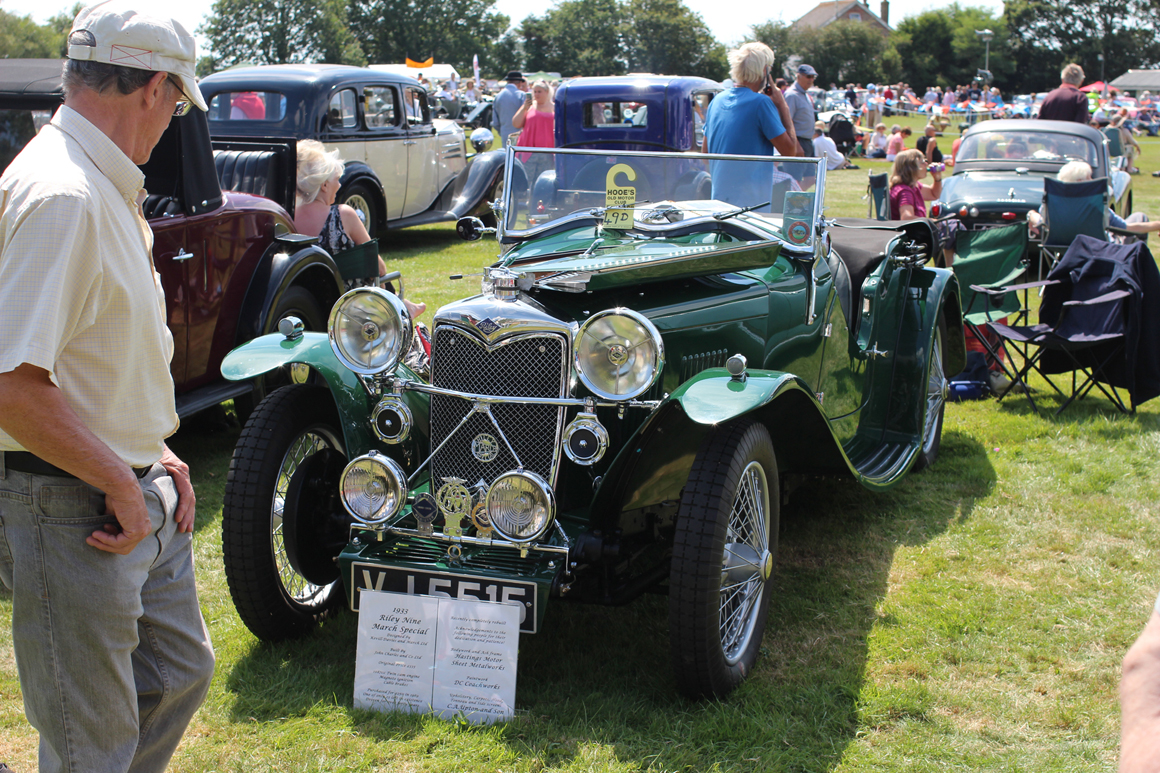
[219,147,965,700]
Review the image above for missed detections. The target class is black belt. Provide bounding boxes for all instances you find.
[4,452,151,479]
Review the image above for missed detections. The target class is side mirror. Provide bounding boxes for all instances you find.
[456,216,495,242]
[470,127,494,153]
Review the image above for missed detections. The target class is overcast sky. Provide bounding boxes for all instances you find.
[1,0,1004,64]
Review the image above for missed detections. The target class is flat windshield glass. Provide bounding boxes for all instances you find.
[505,148,825,249]
[957,130,1097,166]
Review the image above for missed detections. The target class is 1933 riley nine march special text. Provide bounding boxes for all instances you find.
[219,147,965,699]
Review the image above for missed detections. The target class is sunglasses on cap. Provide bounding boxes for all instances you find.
[166,75,194,117]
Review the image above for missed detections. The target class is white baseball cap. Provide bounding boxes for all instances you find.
[67,1,207,112]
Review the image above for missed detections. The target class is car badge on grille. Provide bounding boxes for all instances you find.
[412,492,438,536]
[471,433,500,463]
[475,317,501,336]
[470,502,493,540]
[436,477,472,537]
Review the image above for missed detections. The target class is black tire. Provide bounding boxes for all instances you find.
[914,315,947,472]
[670,419,779,700]
[222,384,349,641]
[480,172,504,227]
[234,286,325,424]
[339,181,379,240]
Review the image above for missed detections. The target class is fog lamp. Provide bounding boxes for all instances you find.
[339,451,407,524]
[486,470,555,541]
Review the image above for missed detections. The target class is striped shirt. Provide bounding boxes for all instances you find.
[0,106,177,467]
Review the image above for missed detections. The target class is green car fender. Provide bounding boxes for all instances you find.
[221,331,430,462]
[588,369,846,522]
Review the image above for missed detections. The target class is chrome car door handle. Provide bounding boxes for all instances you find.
[173,248,194,262]
[403,139,417,146]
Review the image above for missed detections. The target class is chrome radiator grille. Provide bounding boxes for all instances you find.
[430,327,567,489]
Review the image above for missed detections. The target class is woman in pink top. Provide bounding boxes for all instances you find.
[885,125,911,161]
[889,148,958,265]
[512,79,556,189]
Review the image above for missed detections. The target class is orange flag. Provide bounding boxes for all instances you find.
[406,57,434,68]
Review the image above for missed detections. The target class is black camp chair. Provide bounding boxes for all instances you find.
[978,235,1160,415]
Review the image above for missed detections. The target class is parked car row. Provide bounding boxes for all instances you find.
[1,60,506,419]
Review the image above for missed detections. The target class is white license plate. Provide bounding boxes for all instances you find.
[351,562,538,633]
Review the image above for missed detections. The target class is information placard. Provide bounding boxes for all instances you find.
[354,590,519,723]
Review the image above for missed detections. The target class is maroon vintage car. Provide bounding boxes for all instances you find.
[1,59,348,417]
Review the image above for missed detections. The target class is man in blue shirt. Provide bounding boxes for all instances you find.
[492,70,528,148]
[702,42,798,207]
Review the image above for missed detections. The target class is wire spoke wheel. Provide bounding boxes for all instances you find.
[915,316,948,471]
[271,430,336,605]
[670,419,778,700]
[223,385,348,641]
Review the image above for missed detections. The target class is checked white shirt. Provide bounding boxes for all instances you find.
[0,105,178,467]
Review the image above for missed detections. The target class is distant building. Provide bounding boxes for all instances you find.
[1109,70,1160,94]
[792,1,893,38]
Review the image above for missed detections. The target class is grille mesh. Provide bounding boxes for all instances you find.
[430,328,566,489]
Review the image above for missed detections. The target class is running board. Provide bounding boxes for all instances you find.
[175,379,253,419]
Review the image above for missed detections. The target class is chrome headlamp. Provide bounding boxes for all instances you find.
[575,309,664,400]
[328,288,412,375]
[485,470,555,542]
[339,451,408,525]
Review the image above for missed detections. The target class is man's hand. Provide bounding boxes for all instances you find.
[88,478,151,554]
[160,444,196,533]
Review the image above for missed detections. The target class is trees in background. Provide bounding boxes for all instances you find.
[200,0,366,69]
[499,0,726,80]
[348,0,509,75]
[892,4,1011,91]
[1006,0,1160,93]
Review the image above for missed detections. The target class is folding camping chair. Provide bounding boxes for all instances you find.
[867,172,888,220]
[1103,126,1127,171]
[978,234,1160,415]
[955,223,1030,383]
[1039,176,1109,275]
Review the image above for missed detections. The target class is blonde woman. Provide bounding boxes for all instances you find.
[294,140,426,316]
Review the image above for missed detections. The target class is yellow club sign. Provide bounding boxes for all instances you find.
[604,163,637,229]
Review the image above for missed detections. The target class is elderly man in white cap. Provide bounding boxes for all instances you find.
[0,2,214,771]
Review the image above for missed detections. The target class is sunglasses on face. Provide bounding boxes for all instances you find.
[167,75,194,117]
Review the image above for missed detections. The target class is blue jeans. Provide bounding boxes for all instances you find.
[0,455,214,773]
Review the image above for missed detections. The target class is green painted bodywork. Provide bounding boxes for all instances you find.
[232,212,965,624]
[504,224,783,291]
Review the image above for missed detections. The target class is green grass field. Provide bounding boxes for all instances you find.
[3,131,1160,771]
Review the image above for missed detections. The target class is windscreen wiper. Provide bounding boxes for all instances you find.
[714,200,772,221]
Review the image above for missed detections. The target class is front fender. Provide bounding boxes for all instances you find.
[450,150,505,219]
[670,368,807,425]
[588,369,846,526]
[222,331,430,464]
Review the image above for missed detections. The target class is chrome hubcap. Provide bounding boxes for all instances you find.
[719,460,771,665]
[272,429,340,605]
